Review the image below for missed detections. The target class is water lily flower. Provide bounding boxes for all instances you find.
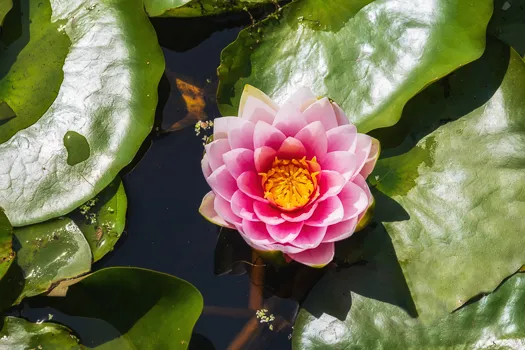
[200,85,379,267]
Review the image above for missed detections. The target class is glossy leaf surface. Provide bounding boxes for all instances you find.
[217,0,492,133]
[44,267,203,350]
[144,0,275,17]
[0,316,81,349]
[0,208,13,280]
[0,0,164,226]
[294,272,525,349]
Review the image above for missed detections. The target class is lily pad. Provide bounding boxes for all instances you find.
[0,208,13,280]
[488,0,525,56]
[0,316,81,349]
[217,0,492,133]
[0,0,164,226]
[366,39,525,321]
[144,0,276,17]
[42,267,203,350]
[69,177,127,262]
[0,0,11,25]
[294,270,525,349]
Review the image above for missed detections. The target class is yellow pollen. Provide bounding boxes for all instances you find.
[259,156,319,210]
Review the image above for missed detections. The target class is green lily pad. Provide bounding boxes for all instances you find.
[0,0,12,25]
[0,316,81,349]
[42,267,203,350]
[8,218,92,305]
[144,0,276,17]
[488,0,525,56]
[365,39,525,321]
[0,0,164,227]
[217,0,492,133]
[294,270,525,349]
[0,208,13,280]
[69,177,127,262]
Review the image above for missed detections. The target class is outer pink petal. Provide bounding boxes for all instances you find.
[287,242,335,267]
[266,242,306,254]
[253,121,286,150]
[317,170,346,201]
[223,148,255,178]
[360,137,380,179]
[281,202,318,222]
[305,196,344,227]
[253,201,286,225]
[201,154,212,178]
[199,191,235,228]
[320,151,358,182]
[267,221,304,243]
[254,146,277,173]
[213,117,238,140]
[332,102,350,126]
[323,217,358,243]
[303,97,339,131]
[294,121,328,159]
[240,96,277,125]
[231,190,258,221]
[283,87,317,111]
[338,180,369,220]
[353,174,374,221]
[353,134,373,179]
[237,171,267,202]
[291,225,327,249]
[228,118,256,150]
[326,124,358,153]
[207,165,237,201]
[238,85,278,119]
[273,104,308,136]
[277,137,306,159]
[242,219,276,245]
[214,194,241,225]
[205,139,231,171]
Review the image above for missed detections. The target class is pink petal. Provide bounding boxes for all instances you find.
[326,124,358,153]
[283,87,318,111]
[205,139,231,171]
[303,97,339,131]
[228,118,256,150]
[213,117,238,140]
[323,217,358,242]
[201,154,212,178]
[223,148,255,178]
[237,171,267,202]
[267,221,304,243]
[199,191,235,228]
[277,137,306,159]
[353,134,373,179]
[238,85,279,120]
[207,165,237,201]
[287,242,335,267]
[231,190,258,221]
[272,103,307,136]
[294,121,328,159]
[214,194,241,225]
[238,232,274,252]
[338,180,369,220]
[305,196,344,227]
[253,201,286,225]
[360,137,380,179]
[266,242,306,254]
[320,151,358,182]
[353,174,374,222]
[317,170,346,201]
[253,121,286,150]
[281,202,318,222]
[242,219,276,245]
[332,102,350,126]
[254,146,277,173]
[291,225,327,249]
[240,96,277,125]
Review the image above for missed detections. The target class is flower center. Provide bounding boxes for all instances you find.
[259,156,319,210]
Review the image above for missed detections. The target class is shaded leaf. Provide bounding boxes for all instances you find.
[144,0,276,17]
[217,0,492,133]
[0,208,13,280]
[0,0,11,25]
[0,316,81,349]
[488,0,525,56]
[0,0,164,226]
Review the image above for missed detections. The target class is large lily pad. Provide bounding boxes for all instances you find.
[144,0,276,17]
[217,0,492,133]
[0,0,11,25]
[42,267,203,350]
[365,39,525,320]
[0,316,81,349]
[0,0,164,226]
[294,271,525,349]
[0,208,13,280]
[488,0,525,56]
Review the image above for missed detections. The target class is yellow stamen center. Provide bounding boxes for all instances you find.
[259,156,319,210]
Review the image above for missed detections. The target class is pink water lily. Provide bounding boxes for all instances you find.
[200,85,379,267]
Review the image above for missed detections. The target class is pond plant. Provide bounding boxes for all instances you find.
[0,0,524,349]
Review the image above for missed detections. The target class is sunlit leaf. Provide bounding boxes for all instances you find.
[0,208,13,281]
[144,0,276,17]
